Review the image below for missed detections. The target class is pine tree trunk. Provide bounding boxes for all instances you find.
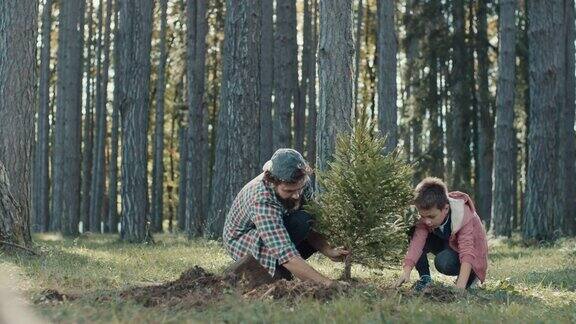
[90,0,111,233]
[206,0,261,238]
[36,0,53,233]
[475,0,495,230]
[81,0,94,233]
[377,0,397,153]
[492,0,516,237]
[177,121,188,232]
[353,0,363,116]
[562,0,576,236]
[107,0,120,233]
[306,0,318,167]
[0,0,37,247]
[298,0,313,156]
[152,0,169,233]
[259,0,274,167]
[316,0,355,173]
[523,0,562,243]
[450,0,472,192]
[556,0,575,237]
[186,0,209,238]
[118,0,154,243]
[273,0,297,150]
[56,0,85,236]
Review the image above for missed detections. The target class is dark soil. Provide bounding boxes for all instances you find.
[35,289,77,304]
[36,266,466,308]
[118,265,350,308]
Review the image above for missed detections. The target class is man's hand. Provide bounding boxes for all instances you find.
[324,246,350,262]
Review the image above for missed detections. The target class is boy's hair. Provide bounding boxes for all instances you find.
[414,177,449,210]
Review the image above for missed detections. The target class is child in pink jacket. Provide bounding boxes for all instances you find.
[394,177,488,291]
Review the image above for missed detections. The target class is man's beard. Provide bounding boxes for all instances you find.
[276,194,299,210]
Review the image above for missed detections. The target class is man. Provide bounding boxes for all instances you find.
[223,148,348,286]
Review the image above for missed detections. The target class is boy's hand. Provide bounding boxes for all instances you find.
[393,273,410,288]
[394,267,412,288]
[325,247,350,262]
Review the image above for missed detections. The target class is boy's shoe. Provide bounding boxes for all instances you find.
[467,277,481,290]
[412,275,433,292]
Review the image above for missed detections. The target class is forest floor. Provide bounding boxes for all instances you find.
[0,233,575,323]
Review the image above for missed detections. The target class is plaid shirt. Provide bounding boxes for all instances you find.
[223,173,313,276]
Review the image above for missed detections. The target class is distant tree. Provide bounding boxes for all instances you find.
[205,0,261,238]
[56,0,85,236]
[0,0,38,247]
[476,0,495,230]
[36,0,54,232]
[186,0,209,238]
[450,0,472,193]
[152,0,169,233]
[81,0,94,232]
[107,0,120,233]
[492,0,516,237]
[90,0,113,233]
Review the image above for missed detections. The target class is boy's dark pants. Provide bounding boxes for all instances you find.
[409,227,477,288]
[275,210,318,279]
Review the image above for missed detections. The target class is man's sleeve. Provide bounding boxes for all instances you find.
[251,199,300,265]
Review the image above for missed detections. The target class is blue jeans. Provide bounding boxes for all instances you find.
[409,226,477,288]
[275,210,317,279]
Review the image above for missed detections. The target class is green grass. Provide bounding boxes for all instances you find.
[1,233,575,323]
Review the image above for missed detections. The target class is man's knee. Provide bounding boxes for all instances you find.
[434,249,460,276]
[283,210,313,244]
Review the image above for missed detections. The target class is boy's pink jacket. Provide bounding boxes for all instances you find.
[403,191,489,282]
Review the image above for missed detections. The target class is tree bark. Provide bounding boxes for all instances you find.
[206,0,261,238]
[186,0,209,238]
[152,0,169,233]
[36,0,53,232]
[107,0,121,233]
[81,0,94,233]
[523,0,562,242]
[259,0,274,167]
[90,0,112,233]
[450,0,472,192]
[561,0,576,236]
[0,0,37,247]
[118,0,154,243]
[377,0,398,153]
[273,0,297,150]
[306,0,318,167]
[316,0,355,173]
[492,0,516,237]
[475,0,495,230]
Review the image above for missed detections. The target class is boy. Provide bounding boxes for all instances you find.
[394,177,488,291]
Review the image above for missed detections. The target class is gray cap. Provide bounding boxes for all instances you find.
[262,148,310,182]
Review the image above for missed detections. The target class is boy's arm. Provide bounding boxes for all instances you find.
[455,262,472,289]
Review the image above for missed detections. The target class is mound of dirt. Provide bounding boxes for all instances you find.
[243,279,349,303]
[118,265,353,308]
[119,266,239,307]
